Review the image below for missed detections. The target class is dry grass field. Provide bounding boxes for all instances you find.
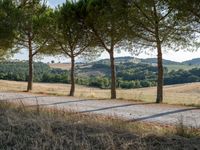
[0,80,199,106]
[49,63,71,70]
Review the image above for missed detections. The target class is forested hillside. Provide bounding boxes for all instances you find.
[183,58,200,65]
[0,61,199,89]
[0,61,68,83]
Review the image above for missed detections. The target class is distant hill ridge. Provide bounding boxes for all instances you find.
[6,57,200,65]
[183,58,200,65]
[96,57,200,65]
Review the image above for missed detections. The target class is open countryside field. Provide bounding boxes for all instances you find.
[0,80,199,106]
[49,63,72,70]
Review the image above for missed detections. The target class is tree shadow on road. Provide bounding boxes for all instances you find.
[78,102,153,113]
[26,99,94,107]
[129,108,199,122]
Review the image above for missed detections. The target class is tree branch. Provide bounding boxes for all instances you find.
[132,1,155,26]
[159,8,173,21]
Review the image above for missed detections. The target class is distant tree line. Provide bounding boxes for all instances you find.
[0,61,68,83]
[0,61,199,89]
[164,68,200,85]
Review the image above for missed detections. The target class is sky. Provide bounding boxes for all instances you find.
[12,0,200,63]
[47,0,64,8]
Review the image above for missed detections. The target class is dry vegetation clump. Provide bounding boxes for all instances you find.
[0,101,200,150]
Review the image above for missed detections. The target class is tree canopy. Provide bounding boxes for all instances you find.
[0,0,18,59]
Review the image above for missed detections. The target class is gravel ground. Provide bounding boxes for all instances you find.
[0,92,199,128]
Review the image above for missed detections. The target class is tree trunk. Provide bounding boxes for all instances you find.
[27,35,33,92]
[156,41,163,103]
[153,3,163,103]
[109,50,117,99]
[69,56,75,96]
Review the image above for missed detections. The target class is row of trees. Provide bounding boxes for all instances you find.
[0,0,199,103]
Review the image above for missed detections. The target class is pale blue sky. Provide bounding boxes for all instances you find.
[13,0,200,63]
[47,0,65,8]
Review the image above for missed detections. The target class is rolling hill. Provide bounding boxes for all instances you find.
[49,57,199,71]
[183,58,200,65]
[95,57,180,65]
[71,57,199,72]
[0,57,199,90]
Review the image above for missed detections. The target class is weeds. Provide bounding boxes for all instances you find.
[0,101,200,150]
[176,116,200,138]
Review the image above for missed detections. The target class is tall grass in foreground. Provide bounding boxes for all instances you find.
[0,101,200,150]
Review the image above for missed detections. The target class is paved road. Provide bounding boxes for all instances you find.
[0,92,199,127]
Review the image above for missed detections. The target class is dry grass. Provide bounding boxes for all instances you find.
[49,63,71,70]
[0,80,200,106]
[0,101,199,150]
